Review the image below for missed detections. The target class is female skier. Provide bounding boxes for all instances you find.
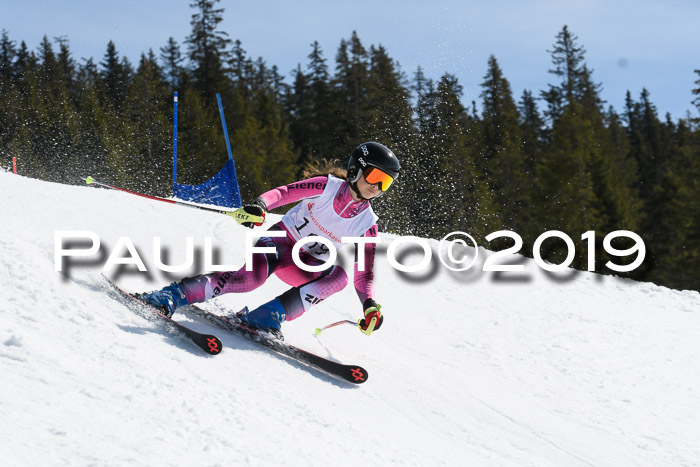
[140,141,400,339]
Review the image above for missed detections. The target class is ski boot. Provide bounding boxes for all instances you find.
[238,298,286,340]
[137,282,188,318]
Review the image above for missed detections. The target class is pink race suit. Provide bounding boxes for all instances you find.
[178,175,378,320]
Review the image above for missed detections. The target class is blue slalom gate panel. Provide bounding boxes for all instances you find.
[172,92,243,209]
[173,159,239,208]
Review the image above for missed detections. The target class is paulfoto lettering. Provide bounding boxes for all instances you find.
[54,231,385,274]
[54,229,645,275]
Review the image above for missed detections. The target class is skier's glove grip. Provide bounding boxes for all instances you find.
[231,200,266,228]
[359,301,383,336]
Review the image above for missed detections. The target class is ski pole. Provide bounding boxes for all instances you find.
[314,320,358,335]
[84,176,238,217]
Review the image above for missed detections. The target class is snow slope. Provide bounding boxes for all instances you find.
[1,171,699,466]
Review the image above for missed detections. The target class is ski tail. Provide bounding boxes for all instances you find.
[103,275,222,356]
[185,304,368,384]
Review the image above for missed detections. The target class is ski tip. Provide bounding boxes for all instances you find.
[85,176,94,185]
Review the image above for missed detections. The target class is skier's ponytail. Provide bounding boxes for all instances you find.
[301,158,347,180]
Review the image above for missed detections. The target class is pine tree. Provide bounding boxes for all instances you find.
[363,44,416,234]
[186,0,231,101]
[577,64,604,112]
[578,65,644,271]
[596,107,641,232]
[54,36,75,89]
[100,41,130,105]
[630,89,667,197]
[347,32,369,138]
[160,37,185,89]
[435,74,472,235]
[547,25,586,104]
[331,32,370,150]
[692,69,700,117]
[221,39,255,131]
[288,63,313,163]
[518,89,543,178]
[37,35,59,81]
[306,41,333,159]
[624,89,676,282]
[73,57,110,182]
[28,36,71,181]
[413,67,436,135]
[249,58,288,124]
[535,27,606,267]
[122,51,171,194]
[411,72,488,238]
[365,45,413,143]
[662,119,700,290]
[479,55,529,234]
[0,30,19,168]
[584,107,643,276]
[407,67,439,236]
[13,41,31,86]
[0,29,16,82]
[230,112,297,199]
[176,89,226,186]
[229,40,253,95]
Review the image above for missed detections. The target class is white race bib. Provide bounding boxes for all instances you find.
[282,176,378,261]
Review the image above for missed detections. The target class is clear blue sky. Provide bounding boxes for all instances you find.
[2,0,699,119]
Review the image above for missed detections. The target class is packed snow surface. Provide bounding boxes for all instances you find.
[1,171,699,466]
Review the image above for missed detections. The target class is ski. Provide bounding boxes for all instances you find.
[183,304,368,384]
[103,276,223,356]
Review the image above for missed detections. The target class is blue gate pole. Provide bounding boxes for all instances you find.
[172,92,178,188]
[216,93,242,207]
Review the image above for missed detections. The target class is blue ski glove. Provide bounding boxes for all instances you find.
[359,299,383,336]
[231,199,267,228]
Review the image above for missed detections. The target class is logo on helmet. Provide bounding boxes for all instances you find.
[360,144,369,156]
[358,157,367,168]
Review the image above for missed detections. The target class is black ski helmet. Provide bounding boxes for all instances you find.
[347,142,400,197]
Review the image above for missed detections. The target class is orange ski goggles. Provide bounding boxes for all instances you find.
[363,167,396,191]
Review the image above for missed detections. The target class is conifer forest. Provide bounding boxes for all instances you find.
[1,1,699,292]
